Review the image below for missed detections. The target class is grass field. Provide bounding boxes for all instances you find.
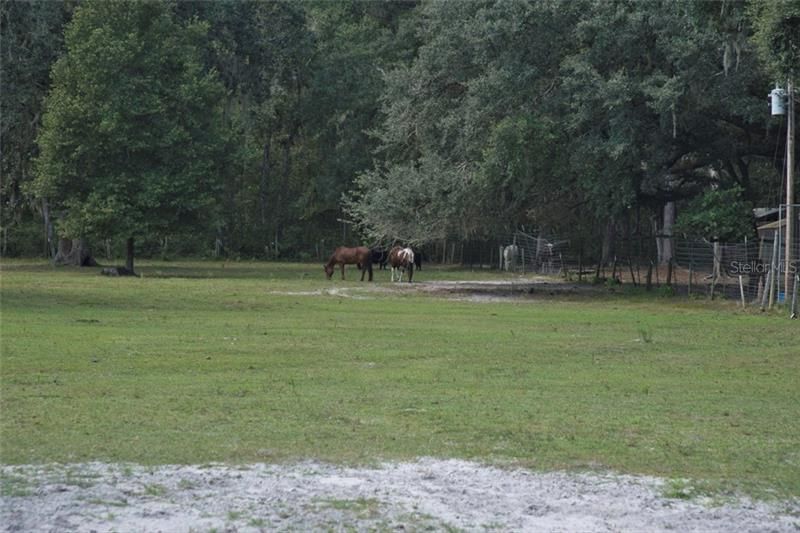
[1,259,798,498]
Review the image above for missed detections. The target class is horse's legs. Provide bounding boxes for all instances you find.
[408,264,414,283]
[340,263,345,280]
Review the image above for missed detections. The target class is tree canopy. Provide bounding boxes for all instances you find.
[33,0,227,268]
[0,0,794,262]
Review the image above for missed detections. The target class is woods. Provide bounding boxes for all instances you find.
[1,0,797,263]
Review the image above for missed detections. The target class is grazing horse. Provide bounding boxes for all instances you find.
[413,249,423,271]
[389,246,414,282]
[324,246,373,281]
[502,244,519,271]
[370,248,389,270]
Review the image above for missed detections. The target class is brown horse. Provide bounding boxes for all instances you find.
[324,246,373,281]
[388,246,414,282]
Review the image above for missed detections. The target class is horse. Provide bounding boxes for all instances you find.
[389,246,414,282]
[502,244,519,271]
[324,246,373,281]
[413,249,423,271]
[370,248,389,270]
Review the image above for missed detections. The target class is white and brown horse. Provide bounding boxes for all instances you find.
[324,246,373,281]
[502,244,519,271]
[388,246,414,282]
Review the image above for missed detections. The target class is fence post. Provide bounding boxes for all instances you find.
[768,232,779,309]
[739,275,746,308]
[791,274,798,319]
[761,267,772,311]
[776,209,783,302]
[709,242,721,300]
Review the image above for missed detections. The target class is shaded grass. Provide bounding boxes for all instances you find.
[1,259,799,498]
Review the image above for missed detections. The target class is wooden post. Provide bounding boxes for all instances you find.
[785,78,795,298]
[761,267,772,311]
[791,274,798,319]
[768,232,779,309]
[739,275,746,308]
[710,242,722,300]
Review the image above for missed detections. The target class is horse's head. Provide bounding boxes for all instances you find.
[323,263,334,279]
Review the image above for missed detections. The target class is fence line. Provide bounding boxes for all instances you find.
[450,210,799,317]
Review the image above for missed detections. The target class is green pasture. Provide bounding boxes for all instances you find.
[1,260,798,497]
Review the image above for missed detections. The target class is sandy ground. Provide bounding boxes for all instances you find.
[269,277,599,303]
[2,459,798,532]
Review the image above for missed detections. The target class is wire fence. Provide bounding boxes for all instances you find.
[444,206,800,318]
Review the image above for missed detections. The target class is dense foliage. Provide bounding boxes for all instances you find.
[33,1,228,268]
[1,0,796,262]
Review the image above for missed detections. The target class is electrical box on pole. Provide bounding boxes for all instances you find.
[770,85,787,116]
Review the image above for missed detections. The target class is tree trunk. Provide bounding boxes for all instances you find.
[54,238,98,267]
[259,141,270,229]
[42,199,56,259]
[601,218,616,265]
[660,201,675,265]
[126,237,135,273]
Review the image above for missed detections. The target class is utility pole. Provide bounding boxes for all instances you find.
[786,78,795,296]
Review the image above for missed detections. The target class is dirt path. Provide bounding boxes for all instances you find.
[3,459,798,532]
[269,277,602,303]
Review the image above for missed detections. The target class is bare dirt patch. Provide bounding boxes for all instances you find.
[3,459,798,532]
[272,277,604,303]
[417,278,603,302]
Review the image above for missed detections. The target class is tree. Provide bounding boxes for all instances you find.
[675,186,754,242]
[550,0,773,261]
[0,1,74,256]
[299,2,417,245]
[34,0,227,272]
[749,0,800,80]
[345,1,577,243]
[174,1,316,258]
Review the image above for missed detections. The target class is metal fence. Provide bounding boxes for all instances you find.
[497,231,569,275]
[453,208,799,318]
